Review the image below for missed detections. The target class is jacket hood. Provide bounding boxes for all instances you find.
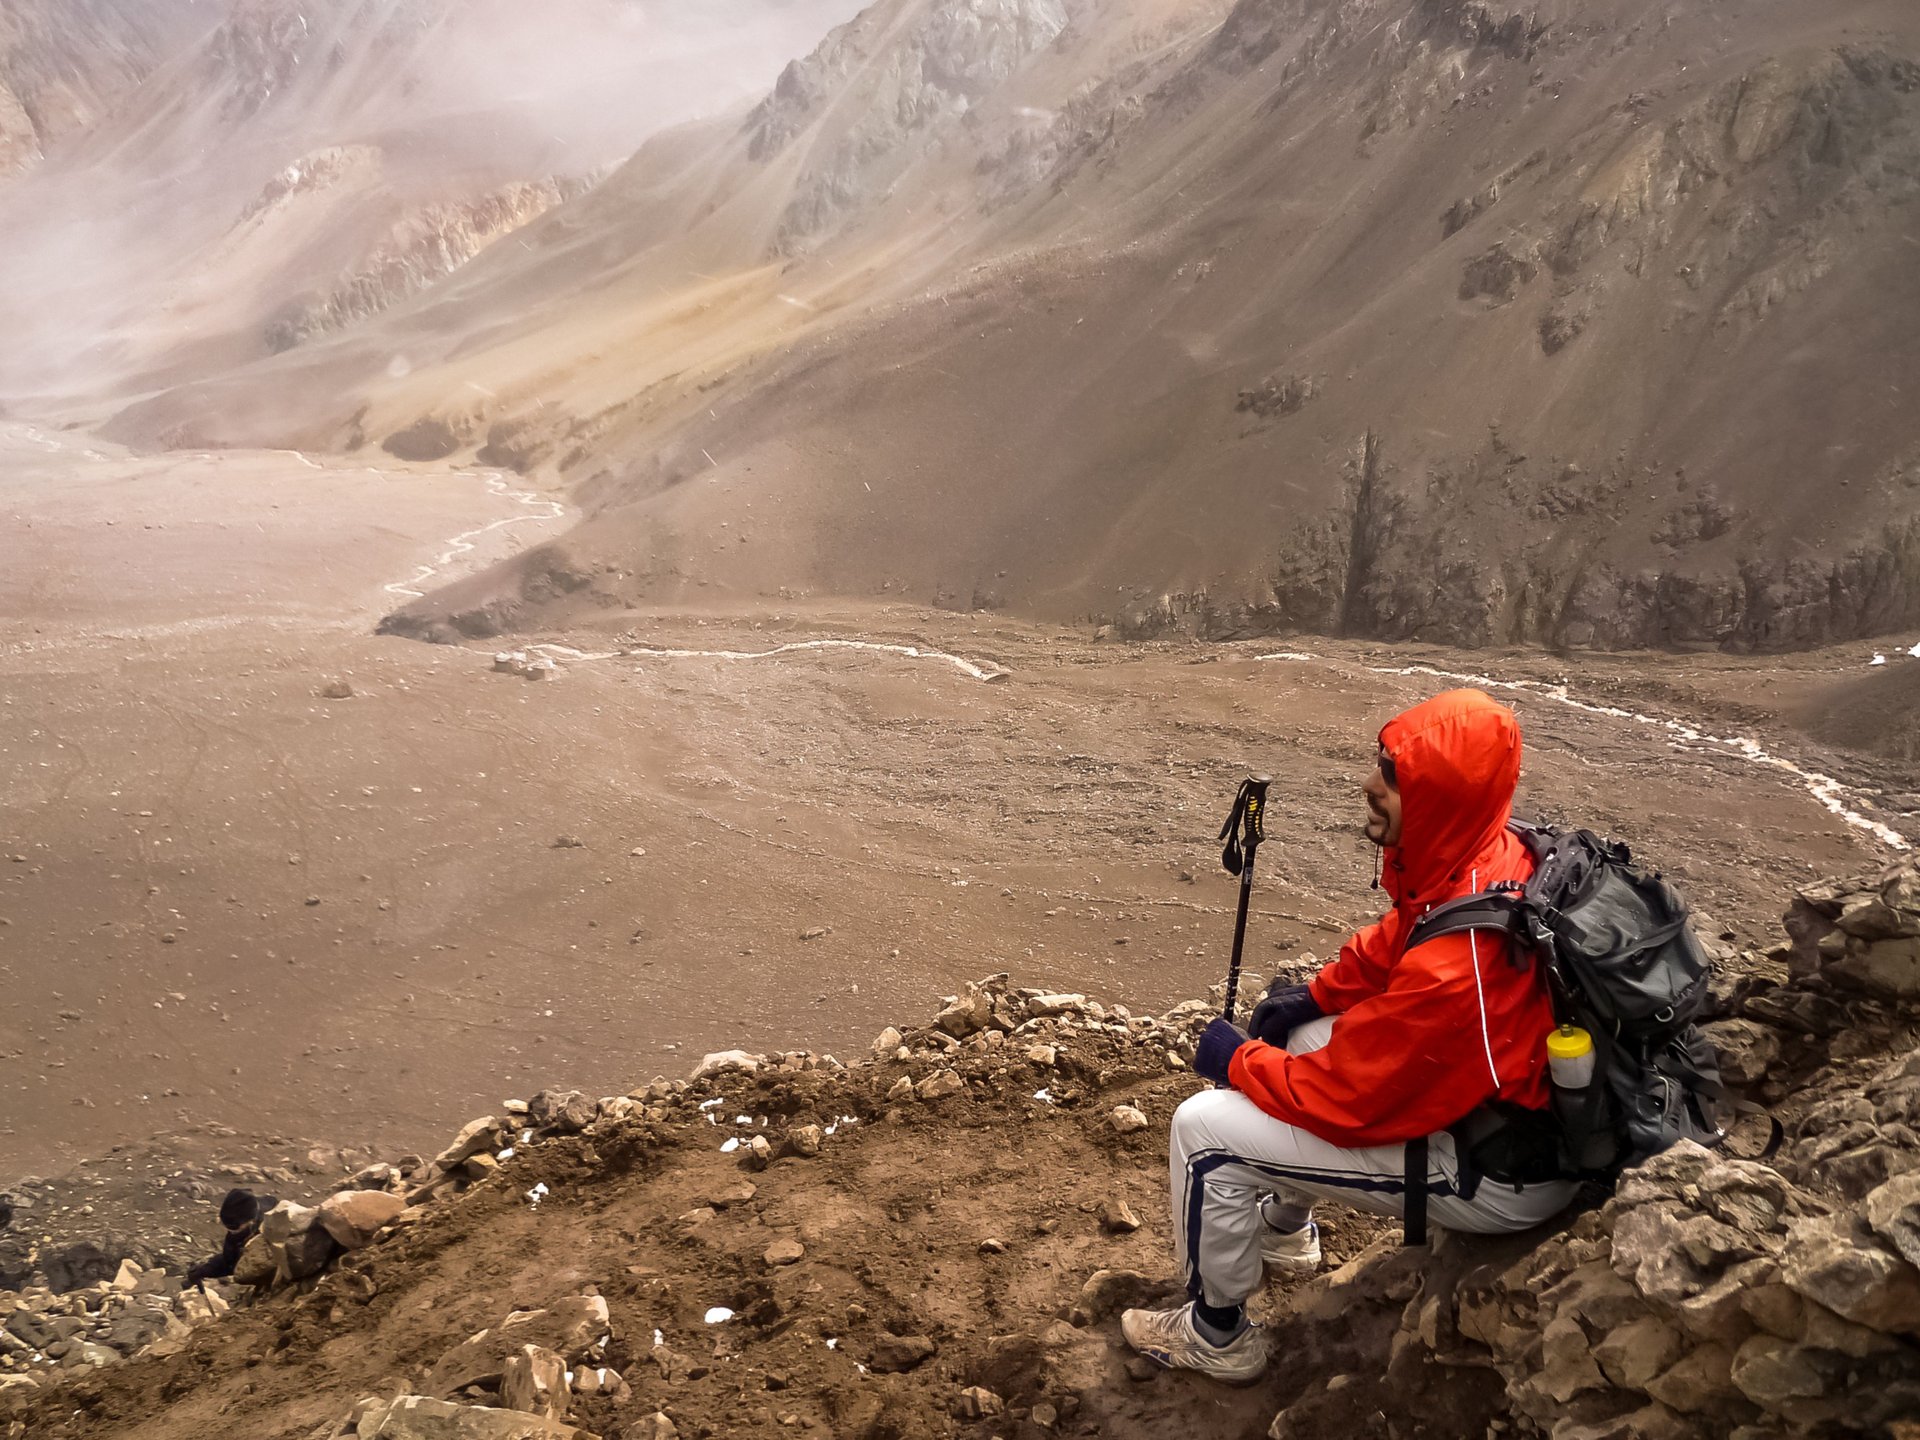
[1378,689,1521,905]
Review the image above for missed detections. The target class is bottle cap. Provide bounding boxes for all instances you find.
[1547,1025,1593,1060]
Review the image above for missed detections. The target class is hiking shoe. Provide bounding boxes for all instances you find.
[1257,1202,1322,1274]
[1120,1303,1269,1384]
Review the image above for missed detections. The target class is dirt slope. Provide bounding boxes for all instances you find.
[8,920,1920,1440]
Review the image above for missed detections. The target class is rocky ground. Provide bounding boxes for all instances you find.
[4,859,1919,1440]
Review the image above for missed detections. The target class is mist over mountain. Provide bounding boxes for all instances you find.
[0,0,864,400]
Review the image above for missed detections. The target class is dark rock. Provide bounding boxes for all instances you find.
[527,1090,596,1135]
[868,1333,936,1373]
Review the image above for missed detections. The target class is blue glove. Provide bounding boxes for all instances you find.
[1193,1018,1250,1086]
[1248,982,1324,1046]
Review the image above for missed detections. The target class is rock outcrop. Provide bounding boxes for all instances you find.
[746,0,1070,254]
[267,176,595,353]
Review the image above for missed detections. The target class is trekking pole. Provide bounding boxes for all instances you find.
[1217,776,1271,1022]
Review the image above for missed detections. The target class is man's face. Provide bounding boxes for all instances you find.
[1363,752,1403,847]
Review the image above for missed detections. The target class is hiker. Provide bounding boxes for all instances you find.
[1124,688,1576,1381]
[184,1187,277,1286]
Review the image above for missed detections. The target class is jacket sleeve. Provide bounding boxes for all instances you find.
[1307,913,1401,1014]
[187,1230,245,1284]
[1229,930,1505,1147]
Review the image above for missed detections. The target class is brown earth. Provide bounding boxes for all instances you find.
[3,427,1913,1239]
[0,1031,1434,1440]
[9,949,1914,1440]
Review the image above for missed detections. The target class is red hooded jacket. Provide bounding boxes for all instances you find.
[1226,689,1556,1147]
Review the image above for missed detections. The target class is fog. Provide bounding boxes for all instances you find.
[0,0,868,405]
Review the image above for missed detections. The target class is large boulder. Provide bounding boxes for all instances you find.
[260,1201,337,1283]
[317,1190,408,1251]
[1786,861,1920,998]
[232,1235,275,1288]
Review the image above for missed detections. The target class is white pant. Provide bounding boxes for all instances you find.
[1171,1016,1576,1307]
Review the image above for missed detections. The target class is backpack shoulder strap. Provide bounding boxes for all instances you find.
[1404,890,1525,951]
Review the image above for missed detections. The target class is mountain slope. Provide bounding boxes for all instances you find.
[0,0,210,180]
[81,0,1920,650]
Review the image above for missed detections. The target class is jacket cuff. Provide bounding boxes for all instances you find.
[1226,1037,1270,1093]
[1306,975,1337,1014]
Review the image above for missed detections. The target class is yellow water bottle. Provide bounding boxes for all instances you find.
[1547,1026,1595,1089]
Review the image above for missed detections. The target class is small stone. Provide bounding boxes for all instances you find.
[885,1076,914,1101]
[553,835,585,849]
[978,1237,1008,1254]
[631,1414,678,1440]
[787,1124,823,1158]
[1126,1355,1158,1382]
[800,926,831,941]
[954,1386,1004,1419]
[764,1238,805,1267]
[706,1182,757,1209]
[916,1069,965,1100]
[1027,1044,1058,1067]
[1100,1197,1142,1234]
[1031,1401,1059,1428]
[1110,1104,1149,1134]
[743,1134,774,1170]
[462,1155,499,1181]
[1028,993,1088,1017]
[871,1027,904,1056]
[318,680,353,700]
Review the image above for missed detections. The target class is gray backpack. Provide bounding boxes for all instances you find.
[1405,821,1732,1184]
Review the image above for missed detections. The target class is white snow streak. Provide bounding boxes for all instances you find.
[1258,653,1909,852]
[517,638,1005,683]
[621,639,1003,682]
[384,473,566,600]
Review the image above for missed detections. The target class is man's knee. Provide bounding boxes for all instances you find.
[1170,1087,1247,1153]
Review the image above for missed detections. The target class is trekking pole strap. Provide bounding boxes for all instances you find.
[1218,776,1271,877]
[1403,1136,1429,1247]
[1217,776,1271,1023]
